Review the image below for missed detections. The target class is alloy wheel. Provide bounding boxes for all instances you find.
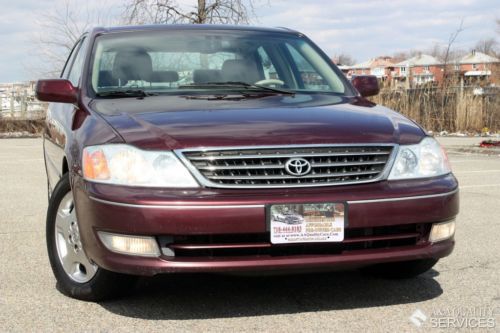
[54,192,97,283]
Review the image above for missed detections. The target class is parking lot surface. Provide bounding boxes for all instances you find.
[1,137,499,332]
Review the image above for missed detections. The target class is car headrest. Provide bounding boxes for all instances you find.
[112,50,153,84]
[221,59,260,83]
[193,69,222,84]
[150,71,179,83]
[97,70,118,87]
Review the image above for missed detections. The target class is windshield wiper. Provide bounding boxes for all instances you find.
[96,89,157,98]
[179,81,295,96]
[184,93,275,101]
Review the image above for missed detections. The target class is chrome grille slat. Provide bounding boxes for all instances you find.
[208,170,381,180]
[188,151,391,160]
[198,164,285,170]
[177,144,396,188]
[196,160,388,170]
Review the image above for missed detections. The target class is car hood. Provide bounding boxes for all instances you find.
[89,94,425,150]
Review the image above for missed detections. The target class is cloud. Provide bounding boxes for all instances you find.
[0,0,498,82]
[256,0,499,63]
[0,0,122,82]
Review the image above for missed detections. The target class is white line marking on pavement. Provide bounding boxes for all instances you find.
[447,151,472,155]
[455,170,500,174]
[459,184,500,189]
[0,158,44,163]
[451,159,500,163]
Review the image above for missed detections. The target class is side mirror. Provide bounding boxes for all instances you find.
[351,75,379,97]
[36,79,78,104]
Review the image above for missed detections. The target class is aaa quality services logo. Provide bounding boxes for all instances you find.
[410,307,498,329]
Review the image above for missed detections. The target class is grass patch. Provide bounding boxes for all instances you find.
[0,119,45,136]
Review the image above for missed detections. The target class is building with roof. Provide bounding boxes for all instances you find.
[457,50,499,83]
[348,57,395,80]
[334,50,499,88]
[393,54,443,86]
[0,81,46,118]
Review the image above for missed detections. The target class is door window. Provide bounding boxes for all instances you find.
[67,37,89,86]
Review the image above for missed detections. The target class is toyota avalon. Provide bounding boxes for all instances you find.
[36,25,458,301]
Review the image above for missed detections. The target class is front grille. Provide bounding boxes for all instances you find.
[178,145,395,188]
[159,224,430,258]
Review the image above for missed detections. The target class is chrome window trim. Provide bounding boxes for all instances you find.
[174,143,399,189]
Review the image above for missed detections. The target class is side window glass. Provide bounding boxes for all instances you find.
[257,47,281,81]
[61,41,82,79]
[67,38,89,87]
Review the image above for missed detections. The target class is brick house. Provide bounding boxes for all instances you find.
[393,54,443,86]
[349,59,370,76]
[336,64,351,76]
[348,57,395,81]
[334,51,499,87]
[457,50,499,84]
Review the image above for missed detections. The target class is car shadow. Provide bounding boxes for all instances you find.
[99,269,442,320]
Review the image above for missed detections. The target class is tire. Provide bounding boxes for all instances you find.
[46,173,136,301]
[361,259,438,279]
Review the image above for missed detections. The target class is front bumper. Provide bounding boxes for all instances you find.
[73,173,459,276]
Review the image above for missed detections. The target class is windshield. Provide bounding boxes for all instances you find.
[90,30,350,96]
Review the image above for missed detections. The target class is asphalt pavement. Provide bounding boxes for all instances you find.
[0,137,499,332]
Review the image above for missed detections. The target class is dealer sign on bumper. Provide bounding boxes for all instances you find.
[269,203,346,244]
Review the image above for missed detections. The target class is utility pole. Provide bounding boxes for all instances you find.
[10,90,15,118]
[21,89,28,119]
[405,65,411,90]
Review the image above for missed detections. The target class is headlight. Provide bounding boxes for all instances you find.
[82,144,199,187]
[389,137,451,180]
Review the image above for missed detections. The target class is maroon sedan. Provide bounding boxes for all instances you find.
[36,25,458,301]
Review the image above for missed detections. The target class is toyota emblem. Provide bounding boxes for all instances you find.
[285,158,312,176]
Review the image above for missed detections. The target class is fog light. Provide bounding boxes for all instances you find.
[98,231,160,257]
[429,220,456,243]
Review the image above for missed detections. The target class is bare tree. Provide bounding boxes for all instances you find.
[442,19,464,74]
[332,53,356,66]
[391,49,424,63]
[391,51,409,63]
[435,18,465,92]
[474,38,499,56]
[427,43,445,61]
[123,0,260,25]
[30,0,119,78]
[427,43,467,63]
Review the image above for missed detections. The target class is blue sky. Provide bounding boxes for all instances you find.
[0,0,498,82]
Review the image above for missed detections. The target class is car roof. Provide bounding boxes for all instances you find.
[91,24,301,35]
